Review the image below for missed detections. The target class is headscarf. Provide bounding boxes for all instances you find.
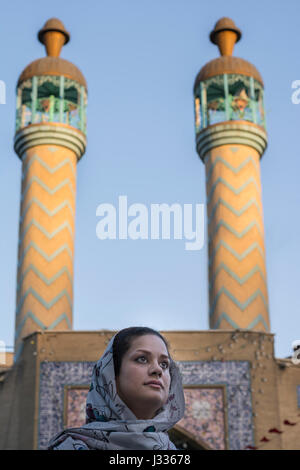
[47,334,185,450]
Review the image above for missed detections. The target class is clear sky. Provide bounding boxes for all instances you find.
[0,0,299,359]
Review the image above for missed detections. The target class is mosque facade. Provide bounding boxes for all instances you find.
[0,17,299,450]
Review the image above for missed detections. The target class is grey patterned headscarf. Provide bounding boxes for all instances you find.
[47,334,185,450]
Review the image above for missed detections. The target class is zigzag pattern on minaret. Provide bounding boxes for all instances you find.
[15,146,77,351]
[15,312,72,342]
[207,177,261,204]
[17,265,72,291]
[212,312,269,331]
[17,241,73,268]
[209,263,266,289]
[209,240,264,265]
[16,287,73,316]
[21,176,75,201]
[20,198,74,223]
[18,220,74,245]
[208,219,263,240]
[206,155,260,184]
[208,198,262,224]
[22,153,76,180]
[206,146,269,332]
[209,287,268,316]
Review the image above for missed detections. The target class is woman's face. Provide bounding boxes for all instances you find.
[115,334,171,420]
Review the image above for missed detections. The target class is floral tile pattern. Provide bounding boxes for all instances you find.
[65,387,89,428]
[38,361,94,449]
[178,387,226,449]
[176,361,254,450]
[38,360,254,450]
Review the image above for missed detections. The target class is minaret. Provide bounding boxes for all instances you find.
[194,18,270,332]
[13,19,87,361]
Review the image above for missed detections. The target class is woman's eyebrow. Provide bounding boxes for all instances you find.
[135,349,169,359]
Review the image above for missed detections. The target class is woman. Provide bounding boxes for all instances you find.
[47,326,185,450]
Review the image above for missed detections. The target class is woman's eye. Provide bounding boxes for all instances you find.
[136,357,169,368]
[137,356,147,363]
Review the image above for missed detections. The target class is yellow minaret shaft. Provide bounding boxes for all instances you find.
[14,19,87,361]
[195,18,270,332]
[206,141,268,331]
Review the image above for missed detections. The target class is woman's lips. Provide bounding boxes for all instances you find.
[145,383,162,389]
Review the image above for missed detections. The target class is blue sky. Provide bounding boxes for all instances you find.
[0,0,299,359]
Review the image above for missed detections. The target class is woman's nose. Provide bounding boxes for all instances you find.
[149,361,163,375]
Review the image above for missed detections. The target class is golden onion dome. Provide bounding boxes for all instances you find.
[17,18,87,89]
[194,17,263,92]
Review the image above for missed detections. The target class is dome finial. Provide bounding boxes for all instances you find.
[38,18,70,57]
[209,17,241,56]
